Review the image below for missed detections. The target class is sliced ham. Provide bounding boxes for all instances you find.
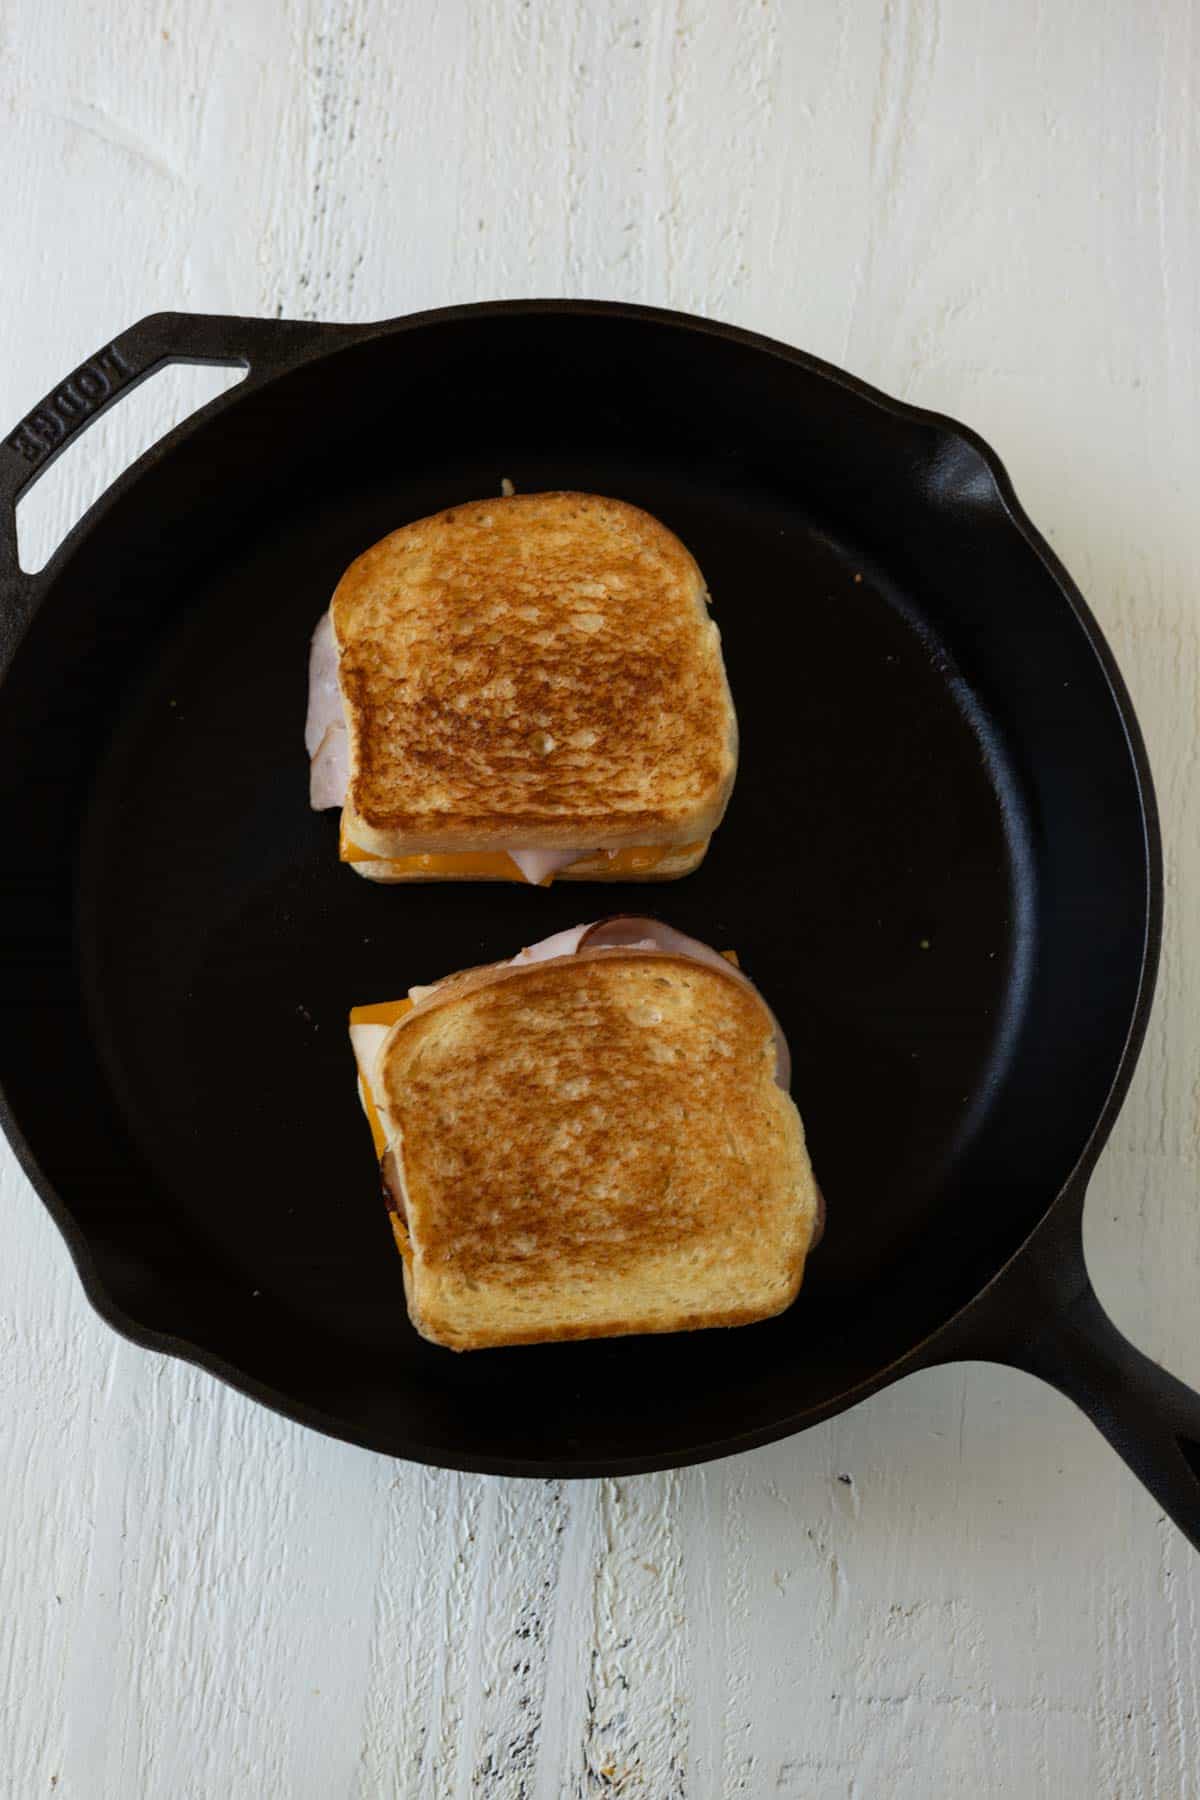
[310,721,350,810]
[578,916,747,973]
[306,612,350,809]
[305,613,340,754]
[508,847,594,885]
[508,924,596,966]
[349,1021,390,1076]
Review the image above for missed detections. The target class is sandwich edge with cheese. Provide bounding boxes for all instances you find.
[307,492,738,885]
[350,918,821,1351]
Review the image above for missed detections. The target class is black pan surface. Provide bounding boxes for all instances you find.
[3,305,1194,1527]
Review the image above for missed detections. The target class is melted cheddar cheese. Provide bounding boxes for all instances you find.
[350,998,418,1028]
[339,818,703,882]
[350,997,413,1155]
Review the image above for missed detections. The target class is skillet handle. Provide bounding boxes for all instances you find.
[0,311,332,635]
[946,1187,1200,1551]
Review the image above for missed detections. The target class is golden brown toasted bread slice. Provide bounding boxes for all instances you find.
[362,949,818,1350]
[332,492,737,860]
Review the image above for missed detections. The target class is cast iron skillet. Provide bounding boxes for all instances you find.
[1,302,1198,1539]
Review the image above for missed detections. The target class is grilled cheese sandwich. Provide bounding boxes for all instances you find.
[349,918,819,1350]
[307,492,737,884]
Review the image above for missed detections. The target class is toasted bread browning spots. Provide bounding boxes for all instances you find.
[332,493,736,844]
[381,958,811,1298]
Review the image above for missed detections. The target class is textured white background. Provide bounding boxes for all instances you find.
[2,2,1199,1795]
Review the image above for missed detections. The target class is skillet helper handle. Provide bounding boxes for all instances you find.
[951,1191,1200,1551]
[0,311,326,634]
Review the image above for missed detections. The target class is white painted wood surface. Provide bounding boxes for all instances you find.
[2,2,1198,1793]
